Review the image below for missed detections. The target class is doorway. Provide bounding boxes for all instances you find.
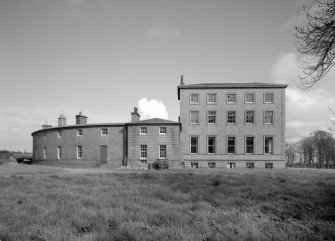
[100,145,107,164]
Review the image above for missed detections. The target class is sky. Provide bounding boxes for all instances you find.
[1,0,335,151]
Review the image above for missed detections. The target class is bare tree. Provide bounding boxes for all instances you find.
[285,142,297,166]
[299,136,315,167]
[312,130,335,168]
[295,0,335,87]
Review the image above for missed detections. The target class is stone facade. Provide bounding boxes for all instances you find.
[177,82,288,169]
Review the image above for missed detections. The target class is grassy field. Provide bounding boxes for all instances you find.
[0,163,334,241]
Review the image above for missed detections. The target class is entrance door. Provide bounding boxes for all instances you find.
[100,145,107,164]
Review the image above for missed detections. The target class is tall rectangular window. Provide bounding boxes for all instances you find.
[208,136,216,154]
[190,136,198,154]
[208,111,216,124]
[140,145,147,159]
[43,147,47,159]
[246,137,254,154]
[227,93,236,104]
[77,129,83,136]
[245,93,255,103]
[264,93,274,103]
[264,137,273,154]
[58,131,62,137]
[140,127,147,134]
[245,111,255,124]
[190,94,199,104]
[101,128,108,135]
[227,137,235,154]
[227,111,236,124]
[159,127,167,134]
[190,111,199,124]
[77,146,82,159]
[264,111,273,124]
[207,94,216,104]
[57,146,62,159]
[159,145,167,159]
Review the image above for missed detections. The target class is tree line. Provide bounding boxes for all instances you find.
[286,130,335,168]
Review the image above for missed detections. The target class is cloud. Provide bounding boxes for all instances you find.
[270,52,335,142]
[138,98,168,120]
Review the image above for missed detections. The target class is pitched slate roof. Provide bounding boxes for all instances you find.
[128,118,180,125]
[177,82,288,99]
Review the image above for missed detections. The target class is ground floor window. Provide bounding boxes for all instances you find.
[227,162,236,169]
[77,146,82,159]
[265,163,273,168]
[159,145,167,159]
[246,162,254,169]
[190,136,198,154]
[246,136,254,154]
[208,136,216,154]
[191,162,199,168]
[140,159,147,164]
[140,145,147,159]
[57,146,62,159]
[43,147,47,159]
[208,162,216,168]
[264,137,273,154]
[227,137,235,154]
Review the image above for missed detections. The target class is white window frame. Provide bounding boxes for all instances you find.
[207,93,217,104]
[207,136,216,154]
[245,110,255,124]
[207,111,216,124]
[77,129,83,136]
[140,127,147,135]
[190,136,198,154]
[101,128,108,136]
[159,127,167,134]
[227,136,235,154]
[208,162,216,168]
[227,93,236,104]
[140,145,147,159]
[159,145,167,159]
[227,111,236,124]
[264,92,274,103]
[264,136,273,154]
[245,136,254,154]
[77,146,82,159]
[245,92,255,103]
[227,162,236,169]
[190,111,199,124]
[190,94,200,104]
[264,111,274,125]
[57,146,62,159]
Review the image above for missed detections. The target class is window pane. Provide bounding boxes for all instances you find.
[208,137,216,154]
[208,94,216,104]
[190,111,199,124]
[190,94,199,104]
[140,145,147,158]
[208,111,216,124]
[245,93,255,103]
[264,111,273,124]
[265,137,273,154]
[160,145,167,158]
[190,137,198,154]
[246,137,254,154]
[245,111,254,124]
[227,111,236,124]
[264,93,274,103]
[227,137,235,154]
[227,94,236,103]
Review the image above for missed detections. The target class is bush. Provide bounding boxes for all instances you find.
[151,159,169,170]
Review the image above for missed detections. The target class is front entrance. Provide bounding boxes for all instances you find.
[100,145,107,164]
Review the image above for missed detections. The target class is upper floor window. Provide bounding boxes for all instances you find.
[245,93,255,103]
[58,131,62,137]
[264,111,274,124]
[190,94,199,104]
[190,111,199,124]
[208,136,216,154]
[227,93,236,104]
[140,127,147,134]
[207,111,216,124]
[227,111,236,124]
[159,127,167,134]
[101,128,108,135]
[264,93,274,103]
[159,145,167,159]
[190,136,198,154]
[207,94,217,104]
[77,129,83,136]
[245,111,255,124]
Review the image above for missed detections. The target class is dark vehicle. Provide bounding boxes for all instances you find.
[14,154,33,164]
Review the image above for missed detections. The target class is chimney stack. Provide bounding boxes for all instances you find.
[131,107,140,122]
[180,75,184,85]
[76,111,88,125]
[58,112,67,126]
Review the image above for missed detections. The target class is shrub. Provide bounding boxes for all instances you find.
[151,159,169,170]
